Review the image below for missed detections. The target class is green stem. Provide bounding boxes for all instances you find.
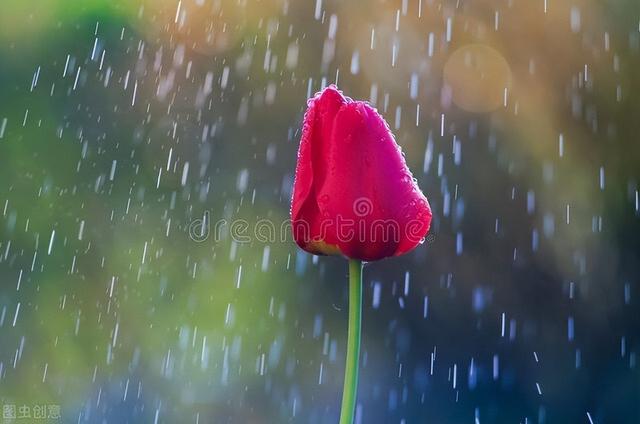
[339,259,363,424]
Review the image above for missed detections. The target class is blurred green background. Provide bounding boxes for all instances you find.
[1,0,640,422]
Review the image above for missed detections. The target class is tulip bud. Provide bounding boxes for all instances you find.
[291,85,432,261]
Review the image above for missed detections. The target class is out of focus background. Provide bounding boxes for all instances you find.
[1,0,639,422]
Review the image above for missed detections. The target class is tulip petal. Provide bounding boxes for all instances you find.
[291,85,346,254]
[318,101,432,260]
